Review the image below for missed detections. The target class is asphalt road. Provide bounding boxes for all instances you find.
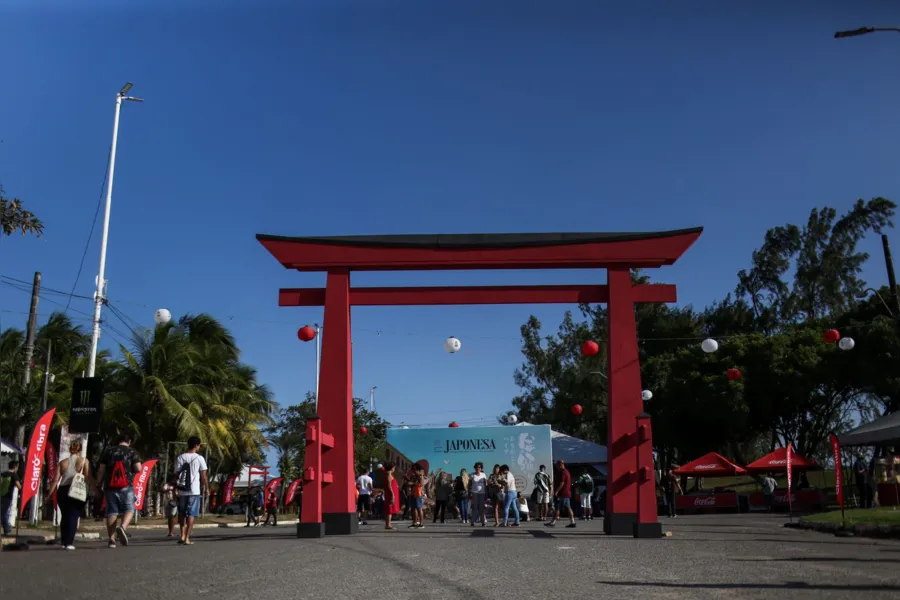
[1,514,899,600]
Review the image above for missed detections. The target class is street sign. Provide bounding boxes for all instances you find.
[69,377,104,433]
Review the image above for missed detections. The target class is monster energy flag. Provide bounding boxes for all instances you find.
[69,377,104,433]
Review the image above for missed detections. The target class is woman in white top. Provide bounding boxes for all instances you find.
[499,464,520,527]
[48,439,96,550]
[469,462,488,526]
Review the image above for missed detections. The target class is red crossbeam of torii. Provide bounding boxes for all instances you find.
[257,228,702,538]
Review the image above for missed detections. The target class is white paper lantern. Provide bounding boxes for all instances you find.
[443,336,462,353]
[154,308,172,325]
[507,414,518,424]
[641,390,653,401]
[838,337,855,351]
[701,338,719,353]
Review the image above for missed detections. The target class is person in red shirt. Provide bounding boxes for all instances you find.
[545,459,576,528]
[263,490,279,526]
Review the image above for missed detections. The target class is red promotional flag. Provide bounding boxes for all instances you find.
[223,473,239,505]
[830,433,844,511]
[284,478,302,505]
[264,476,284,498]
[132,459,158,512]
[21,408,56,516]
[46,441,59,508]
[786,444,794,515]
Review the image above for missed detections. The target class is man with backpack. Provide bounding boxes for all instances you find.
[173,436,208,545]
[577,468,595,520]
[95,434,142,548]
[1,458,22,536]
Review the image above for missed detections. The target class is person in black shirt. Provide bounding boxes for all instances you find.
[1,458,22,536]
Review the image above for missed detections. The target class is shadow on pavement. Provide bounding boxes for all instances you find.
[734,556,900,564]
[596,580,900,592]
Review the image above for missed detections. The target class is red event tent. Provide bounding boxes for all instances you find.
[673,452,748,477]
[745,447,818,473]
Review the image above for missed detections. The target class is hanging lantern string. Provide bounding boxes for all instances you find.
[1,274,888,345]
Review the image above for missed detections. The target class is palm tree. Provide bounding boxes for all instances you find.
[104,314,275,465]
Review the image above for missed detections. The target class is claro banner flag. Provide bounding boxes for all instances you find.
[284,479,302,505]
[265,477,284,498]
[830,433,844,511]
[386,424,553,496]
[133,459,158,512]
[21,408,56,516]
[223,473,240,505]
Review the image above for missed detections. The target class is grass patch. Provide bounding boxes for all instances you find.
[804,507,900,527]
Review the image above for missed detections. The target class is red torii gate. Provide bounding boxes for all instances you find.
[257,229,702,538]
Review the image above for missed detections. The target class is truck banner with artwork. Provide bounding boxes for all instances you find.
[386,424,552,497]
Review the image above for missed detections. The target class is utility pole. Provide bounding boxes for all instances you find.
[881,235,900,315]
[41,340,52,412]
[16,272,41,448]
[87,82,143,378]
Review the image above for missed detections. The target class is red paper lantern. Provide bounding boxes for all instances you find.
[572,404,583,416]
[449,421,459,428]
[823,329,841,343]
[359,426,368,435]
[297,325,316,342]
[726,368,742,381]
[581,341,600,357]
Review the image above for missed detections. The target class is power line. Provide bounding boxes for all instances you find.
[63,144,112,314]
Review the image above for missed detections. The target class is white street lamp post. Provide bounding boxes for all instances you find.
[87,83,143,378]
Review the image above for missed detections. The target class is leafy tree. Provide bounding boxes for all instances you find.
[267,393,390,478]
[0,185,44,237]
[512,198,898,466]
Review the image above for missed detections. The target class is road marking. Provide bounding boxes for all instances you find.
[557,546,575,550]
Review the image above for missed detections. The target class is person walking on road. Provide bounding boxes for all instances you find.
[661,469,682,518]
[95,434,142,548]
[546,459,575,528]
[577,468,595,520]
[356,470,373,525]
[384,464,400,530]
[48,440,96,550]
[263,489,279,526]
[469,462,488,527]
[499,465,520,527]
[173,436,208,545]
[1,458,22,537]
[533,465,551,521]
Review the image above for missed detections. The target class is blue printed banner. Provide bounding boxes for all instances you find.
[386,425,553,495]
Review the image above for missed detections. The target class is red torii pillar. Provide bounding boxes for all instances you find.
[257,229,702,538]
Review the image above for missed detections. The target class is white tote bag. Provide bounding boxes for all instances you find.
[68,460,88,502]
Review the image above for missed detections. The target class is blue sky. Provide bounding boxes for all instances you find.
[2,1,899,439]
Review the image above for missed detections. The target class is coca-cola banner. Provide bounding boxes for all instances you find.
[748,489,826,510]
[830,433,844,511]
[222,473,239,505]
[674,492,738,510]
[284,479,302,505]
[132,459,158,511]
[46,441,58,508]
[21,409,56,516]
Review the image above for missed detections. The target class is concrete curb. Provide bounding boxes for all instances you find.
[2,531,101,546]
[787,519,900,539]
[76,519,300,531]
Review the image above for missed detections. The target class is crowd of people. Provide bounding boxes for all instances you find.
[0,433,211,550]
[360,459,599,530]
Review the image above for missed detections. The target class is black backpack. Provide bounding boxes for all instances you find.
[176,457,195,492]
